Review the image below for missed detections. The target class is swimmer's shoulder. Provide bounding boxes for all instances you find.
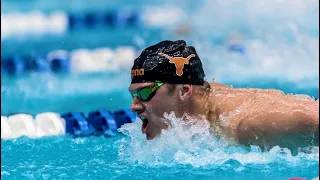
[209,82,316,101]
[209,81,285,95]
[209,82,232,90]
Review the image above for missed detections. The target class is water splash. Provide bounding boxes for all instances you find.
[117,112,319,168]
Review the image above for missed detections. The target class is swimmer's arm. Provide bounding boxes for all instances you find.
[235,95,319,146]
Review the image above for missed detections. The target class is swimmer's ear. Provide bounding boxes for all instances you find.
[180,84,193,102]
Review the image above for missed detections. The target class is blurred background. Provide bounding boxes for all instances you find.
[1,0,319,116]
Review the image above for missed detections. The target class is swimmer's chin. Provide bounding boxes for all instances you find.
[145,133,159,140]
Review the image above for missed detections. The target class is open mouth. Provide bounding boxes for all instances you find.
[141,118,149,133]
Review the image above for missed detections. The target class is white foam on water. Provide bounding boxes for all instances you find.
[117,111,319,168]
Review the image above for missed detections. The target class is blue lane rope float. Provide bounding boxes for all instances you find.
[48,51,71,73]
[1,10,142,39]
[87,110,118,137]
[1,109,137,139]
[113,109,137,128]
[1,56,25,75]
[60,109,137,137]
[228,44,246,54]
[1,7,191,40]
[61,112,93,137]
[1,46,138,75]
[68,10,140,29]
[1,43,246,76]
[24,55,50,72]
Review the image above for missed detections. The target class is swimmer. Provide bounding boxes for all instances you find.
[128,40,319,148]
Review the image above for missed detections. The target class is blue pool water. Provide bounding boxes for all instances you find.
[1,122,319,179]
[1,0,319,179]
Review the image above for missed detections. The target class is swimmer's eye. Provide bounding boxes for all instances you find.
[130,82,164,101]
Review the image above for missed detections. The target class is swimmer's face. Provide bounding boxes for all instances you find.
[129,82,183,140]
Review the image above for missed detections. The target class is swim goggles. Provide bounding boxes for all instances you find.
[130,82,164,101]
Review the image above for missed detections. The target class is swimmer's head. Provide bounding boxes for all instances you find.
[130,40,205,85]
[129,40,209,140]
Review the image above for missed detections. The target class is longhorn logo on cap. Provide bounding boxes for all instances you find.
[158,53,195,76]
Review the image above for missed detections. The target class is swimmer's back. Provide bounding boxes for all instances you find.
[208,81,319,147]
[209,81,317,115]
[210,82,285,96]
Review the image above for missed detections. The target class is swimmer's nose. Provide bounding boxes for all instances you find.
[130,97,144,114]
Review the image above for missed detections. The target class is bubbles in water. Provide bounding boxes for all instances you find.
[117,111,319,168]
